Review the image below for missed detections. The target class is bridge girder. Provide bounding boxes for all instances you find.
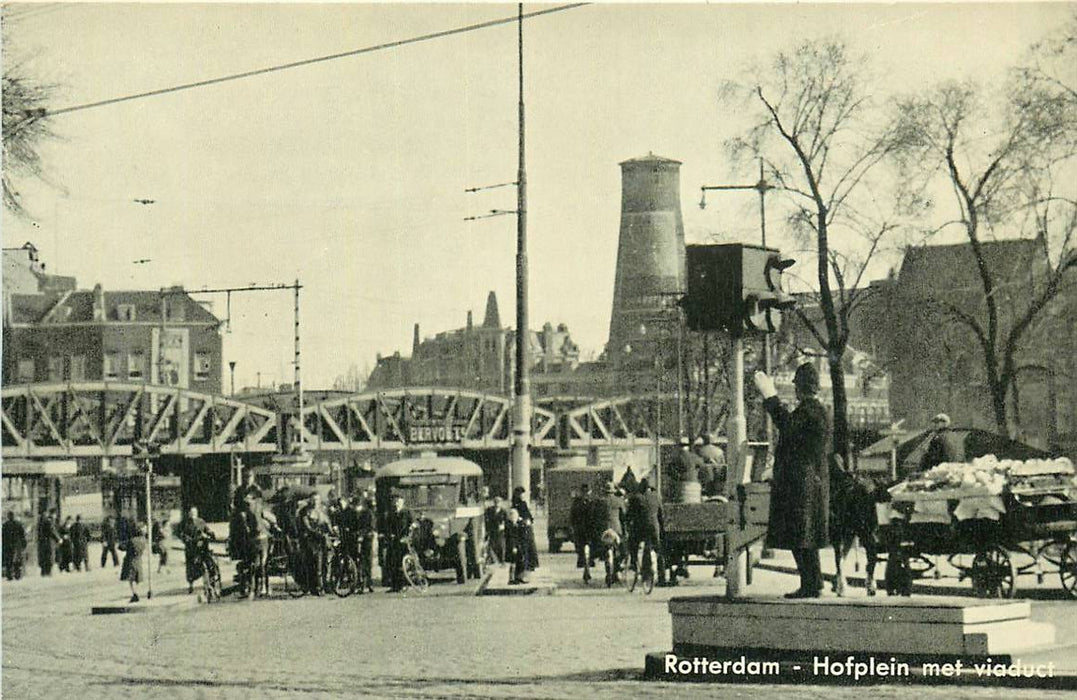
[298,387,558,451]
[1,382,279,459]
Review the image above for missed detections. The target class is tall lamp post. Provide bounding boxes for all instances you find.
[511,2,531,501]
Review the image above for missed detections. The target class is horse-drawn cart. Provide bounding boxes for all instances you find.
[879,455,1077,598]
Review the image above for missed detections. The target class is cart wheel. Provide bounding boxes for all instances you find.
[1059,540,1077,599]
[970,546,1016,599]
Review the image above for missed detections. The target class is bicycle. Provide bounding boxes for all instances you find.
[601,530,631,591]
[630,541,659,595]
[401,535,429,592]
[188,536,222,603]
[327,536,359,598]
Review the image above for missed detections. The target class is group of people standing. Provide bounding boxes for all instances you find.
[0,510,96,580]
[568,478,664,585]
[482,486,539,585]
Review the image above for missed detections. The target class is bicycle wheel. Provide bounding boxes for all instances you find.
[402,553,429,592]
[332,555,358,597]
[620,553,633,592]
[203,556,222,603]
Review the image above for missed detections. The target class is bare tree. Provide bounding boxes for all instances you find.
[890,20,1077,437]
[332,363,368,393]
[723,39,901,461]
[2,39,55,217]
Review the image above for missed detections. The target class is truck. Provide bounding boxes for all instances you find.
[546,465,613,553]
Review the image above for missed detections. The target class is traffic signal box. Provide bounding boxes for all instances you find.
[683,243,795,336]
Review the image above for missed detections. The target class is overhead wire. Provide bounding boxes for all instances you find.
[44,3,589,118]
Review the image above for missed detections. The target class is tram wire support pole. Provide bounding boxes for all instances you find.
[464,4,530,499]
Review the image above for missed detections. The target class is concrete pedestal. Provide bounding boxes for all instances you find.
[644,595,1072,689]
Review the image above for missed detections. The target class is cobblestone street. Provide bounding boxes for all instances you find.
[4,537,1075,699]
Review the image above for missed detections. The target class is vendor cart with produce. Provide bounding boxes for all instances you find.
[879,454,1077,598]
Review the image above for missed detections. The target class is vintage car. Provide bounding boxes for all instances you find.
[374,455,485,584]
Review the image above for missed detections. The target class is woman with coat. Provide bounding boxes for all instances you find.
[510,486,539,572]
[753,362,831,598]
[121,524,148,603]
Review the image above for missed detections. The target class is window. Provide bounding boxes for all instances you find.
[116,304,136,321]
[16,358,35,383]
[127,352,145,380]
[194,351,211,381]
[104,352,119,380]
[47,356,63,381]
[69,355,86,381]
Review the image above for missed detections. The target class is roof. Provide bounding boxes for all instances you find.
[375,457,483,479]
[619,152,682,166]
[6,288,220,325]
[898,239,1045,298]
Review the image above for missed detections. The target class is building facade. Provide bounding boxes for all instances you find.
[3,248,223,396]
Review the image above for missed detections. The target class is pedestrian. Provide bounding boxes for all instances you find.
[384,494,413,592]
[181,507,215,594]
[298,493,331,595]
[356,494,376,593]
[36,510,60,577]
[57,515,73,572]
[120,524,148,603]
[2,512,27,580]
[152,519,169,574]
[916,413,965,477]
[569,485,591,571]
[510,486,539,571]
[753,363,831,599]
[504,508,528,584]
[483,495,506,565]
[100,515,120,568]
[232,470,263,515]
[70,515,90,572]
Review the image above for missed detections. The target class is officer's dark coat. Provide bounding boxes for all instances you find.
[763,395,830,549]
[628,489,664,543]
[36,516,59,566]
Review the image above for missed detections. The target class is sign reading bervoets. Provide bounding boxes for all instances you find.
[407,421,469,444]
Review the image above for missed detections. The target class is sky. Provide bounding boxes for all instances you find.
[2,2,1070,391]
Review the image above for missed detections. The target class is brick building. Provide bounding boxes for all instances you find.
[3,246,223,396]
[867,239,1076,450]
[367,291,584,399]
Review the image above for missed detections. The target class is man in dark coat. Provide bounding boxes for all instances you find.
[916,413,965,477]
[569,485,592,569]
[511,486,539,571]
[355,495,377,593]
[593,482,626,582]
[3,512,27,580]
[298,493,331,595]
[483,496,506,565]
[627,477,665,581]
[100,515,120,568]
[70,515,91,571]
[383,494,413,592]
[36,510,60,576]
[755,363,831,598]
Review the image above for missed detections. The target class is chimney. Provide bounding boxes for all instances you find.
[412,323,421,355]
[92,283,106,321]
[467,310,473,331]
[482,291,501,329]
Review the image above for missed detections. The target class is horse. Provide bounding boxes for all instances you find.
[829,457,884,596]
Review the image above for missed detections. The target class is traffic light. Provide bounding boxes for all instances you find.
[683,243,795,336]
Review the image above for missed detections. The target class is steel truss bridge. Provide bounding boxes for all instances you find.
[2,383,684,459]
